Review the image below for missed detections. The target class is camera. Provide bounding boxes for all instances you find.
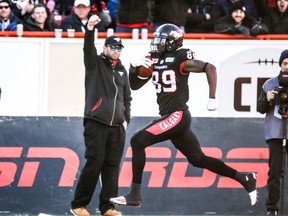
[275,74,288,115]
[275,86,288,115]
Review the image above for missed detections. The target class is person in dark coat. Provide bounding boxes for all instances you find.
[216,0,258,18]
[23,3,58,31]
[214,1,268,36]
[186,0,219,33]
[115,0,150,32]
[151,0,193,32]
[260,0,288,34]
[70,14,132,216]
[0,0,22,31]
[60,0,105,32]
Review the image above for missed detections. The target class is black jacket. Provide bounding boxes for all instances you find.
[117,0,150,24]
[186,0,219,33]
[262,7,288,34]
[151,0,193,26]
[60,13,106,32]
[214,15,268,36]
[83,30,132,126]
[23,16,58,31]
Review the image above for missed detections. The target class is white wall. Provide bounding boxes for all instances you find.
[0,37,285,117]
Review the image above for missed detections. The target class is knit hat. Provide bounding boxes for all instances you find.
[0,0,11,5]
[105,36,124,48]
[230,1,246,14]
[279,49,288,66]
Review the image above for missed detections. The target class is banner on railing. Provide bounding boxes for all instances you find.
[0,116,273,215]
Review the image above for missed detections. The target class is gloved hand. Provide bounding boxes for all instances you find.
[235,25,250,36]
[16,0,29,10]
[98,11,112,27]
[250,23,269,37]
[123,120,127,129]
[207,98,217,111]
[131,56,153,68]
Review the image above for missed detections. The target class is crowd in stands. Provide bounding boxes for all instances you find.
[0,0,287,35]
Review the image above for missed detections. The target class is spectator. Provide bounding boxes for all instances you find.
[115,0,150,32]
[90,0,111,28]
[54,0,110,28]
[106,0,118,30]
[11,0,42,21]
[60,0,106,32]
[216,0,258,18]
[0,0,22,31]
[53,0,74,15]
[23,3,58,30]
[44,0,56,14]
[151,0,193,32]
[214,1,268,36]
[260,0,288,34]
[186,0,219,33]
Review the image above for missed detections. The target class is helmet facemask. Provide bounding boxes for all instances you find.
[150,35,167,53]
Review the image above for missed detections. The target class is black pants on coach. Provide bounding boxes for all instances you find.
[266,139,288,212]
[71,119,125,214]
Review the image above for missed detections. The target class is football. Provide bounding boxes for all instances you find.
[136,56,153,78]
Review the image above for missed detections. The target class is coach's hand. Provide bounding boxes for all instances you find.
[88,15,101,31]
[207,98,217,111]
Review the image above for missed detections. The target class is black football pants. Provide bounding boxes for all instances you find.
[130,109,237,184]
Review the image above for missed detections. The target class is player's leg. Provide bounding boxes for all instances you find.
[171,125,258,206]
[110,110,190,207]
[109,126,161,207]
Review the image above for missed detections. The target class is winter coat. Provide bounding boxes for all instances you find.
[0,11,22,31]
[23,15,58,31]
[60,13,106,32]
[214,14,268,36]
[262,7,288,34]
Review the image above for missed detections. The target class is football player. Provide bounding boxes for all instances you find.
[110,23,258,208]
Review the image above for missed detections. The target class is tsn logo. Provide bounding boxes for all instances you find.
[0,147,268,188]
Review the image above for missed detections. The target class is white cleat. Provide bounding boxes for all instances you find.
[110,196,127,206]
[110,195,142,207]
[242,172,258,206]
[249,190,259,206]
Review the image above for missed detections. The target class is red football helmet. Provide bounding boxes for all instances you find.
[151,23,184,53]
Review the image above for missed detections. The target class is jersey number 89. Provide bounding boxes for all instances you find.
[152,70,177,93]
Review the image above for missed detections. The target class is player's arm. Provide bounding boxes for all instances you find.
[182,59,217,99]
[129,56,153,90]
[129,66,150,90]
